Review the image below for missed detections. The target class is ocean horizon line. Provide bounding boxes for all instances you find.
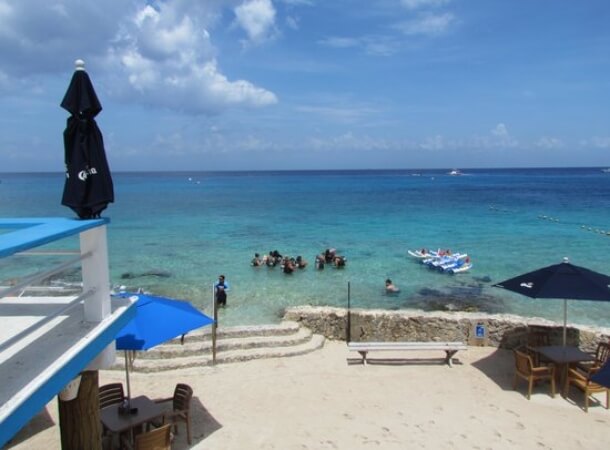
[0,165,608,176]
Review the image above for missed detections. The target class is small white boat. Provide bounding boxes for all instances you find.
[448,169,463,176]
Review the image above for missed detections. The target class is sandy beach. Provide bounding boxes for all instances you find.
[7,342,610,449]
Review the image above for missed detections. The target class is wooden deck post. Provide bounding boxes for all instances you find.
[58,371,102,450]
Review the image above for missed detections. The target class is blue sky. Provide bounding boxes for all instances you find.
[1,0,609,172]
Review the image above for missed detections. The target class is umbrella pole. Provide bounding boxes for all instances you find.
[346,281,351,343]
[212,284,217,364]
[124,350,131,405]
[563,299,567,346]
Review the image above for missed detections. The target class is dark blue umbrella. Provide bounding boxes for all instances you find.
[61,59,114,219]
[494,258,610,345]
[591,361,610,389]
[114,292,214,399]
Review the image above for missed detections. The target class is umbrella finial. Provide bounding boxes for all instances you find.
[74,59,86,71]
[562,257,569,264]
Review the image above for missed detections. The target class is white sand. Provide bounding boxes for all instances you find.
[7,342,610,449]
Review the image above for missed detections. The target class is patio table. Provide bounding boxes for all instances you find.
[535,346,595,395]
[100,395,164,447]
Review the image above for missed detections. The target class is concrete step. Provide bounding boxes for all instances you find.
[109,321,326,372]
[139,326,314,359]
[118,334,326,372]
[164,321,302,344]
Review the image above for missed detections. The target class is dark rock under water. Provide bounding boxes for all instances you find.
[120,269,172,279]
[410,285,506,314]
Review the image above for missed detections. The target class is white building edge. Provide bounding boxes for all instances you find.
[0,217,136,447]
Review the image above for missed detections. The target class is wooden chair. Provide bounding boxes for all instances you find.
[122,424,171,450]
[153,383,194,444]
[564,365,610,412]
[578,342,610,372]
[99,383,125,409]
[525,330,551,366]
[513,349,556,399]
[99,383,126,444]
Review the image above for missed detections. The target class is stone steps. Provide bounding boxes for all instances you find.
[111,321,325,372]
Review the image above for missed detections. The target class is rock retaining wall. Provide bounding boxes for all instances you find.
[284,306,610,352]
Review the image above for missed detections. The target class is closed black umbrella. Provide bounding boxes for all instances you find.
[61,59,114,219]
[494,258,610,345]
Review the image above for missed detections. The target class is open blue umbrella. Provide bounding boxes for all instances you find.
[114,293,214,400]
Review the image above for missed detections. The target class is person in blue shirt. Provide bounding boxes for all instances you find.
[214,275,230,307]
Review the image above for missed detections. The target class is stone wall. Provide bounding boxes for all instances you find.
[284,306,610,352]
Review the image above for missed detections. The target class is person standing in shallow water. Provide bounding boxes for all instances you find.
[214,275,230,307]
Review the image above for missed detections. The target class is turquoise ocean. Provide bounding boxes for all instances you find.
[1,168,609,328]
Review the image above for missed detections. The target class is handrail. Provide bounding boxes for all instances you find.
[0,289,96,355]
[0,252,91,299]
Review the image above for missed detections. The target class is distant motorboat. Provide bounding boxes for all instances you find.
[448,169,463,176]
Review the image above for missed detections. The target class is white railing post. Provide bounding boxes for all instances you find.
[80,225,115,369]
[80,226,111,322]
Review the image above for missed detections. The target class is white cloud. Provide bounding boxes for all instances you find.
[296,104,378,123]
[319,35,399,56]
[0,1,277,114]
[581,136,610,149]
[234,0,277,44]
[491,123,509,138]
[286,16,299,30]
[318,36,360,49]
[108,1,279,113]
[401,0,451,10]
[420,135,445,150]
[536,136,563,149]
[397,13,455,36]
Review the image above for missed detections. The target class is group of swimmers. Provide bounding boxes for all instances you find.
[314,248,347,269]
[250,248,347,273]
[251,250,308,274]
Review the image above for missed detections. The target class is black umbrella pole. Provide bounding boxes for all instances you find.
[124,351,131,405]
[212,284,217,364]
[346,282,351,343]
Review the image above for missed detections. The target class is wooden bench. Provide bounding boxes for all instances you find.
[347,341,467,367]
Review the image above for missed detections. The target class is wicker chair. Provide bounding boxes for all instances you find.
[564,365,610,412]
[513,349,556,399]
[153,383,194,444]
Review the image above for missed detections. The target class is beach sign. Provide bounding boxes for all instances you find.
[469,321,488,346]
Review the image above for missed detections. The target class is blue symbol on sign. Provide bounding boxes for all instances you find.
[475,324,485,338]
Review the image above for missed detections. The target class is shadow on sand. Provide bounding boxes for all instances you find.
[4,407,55,449]
[171,396,222,449]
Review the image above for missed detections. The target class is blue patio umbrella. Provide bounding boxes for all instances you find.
[114,293,214,400]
